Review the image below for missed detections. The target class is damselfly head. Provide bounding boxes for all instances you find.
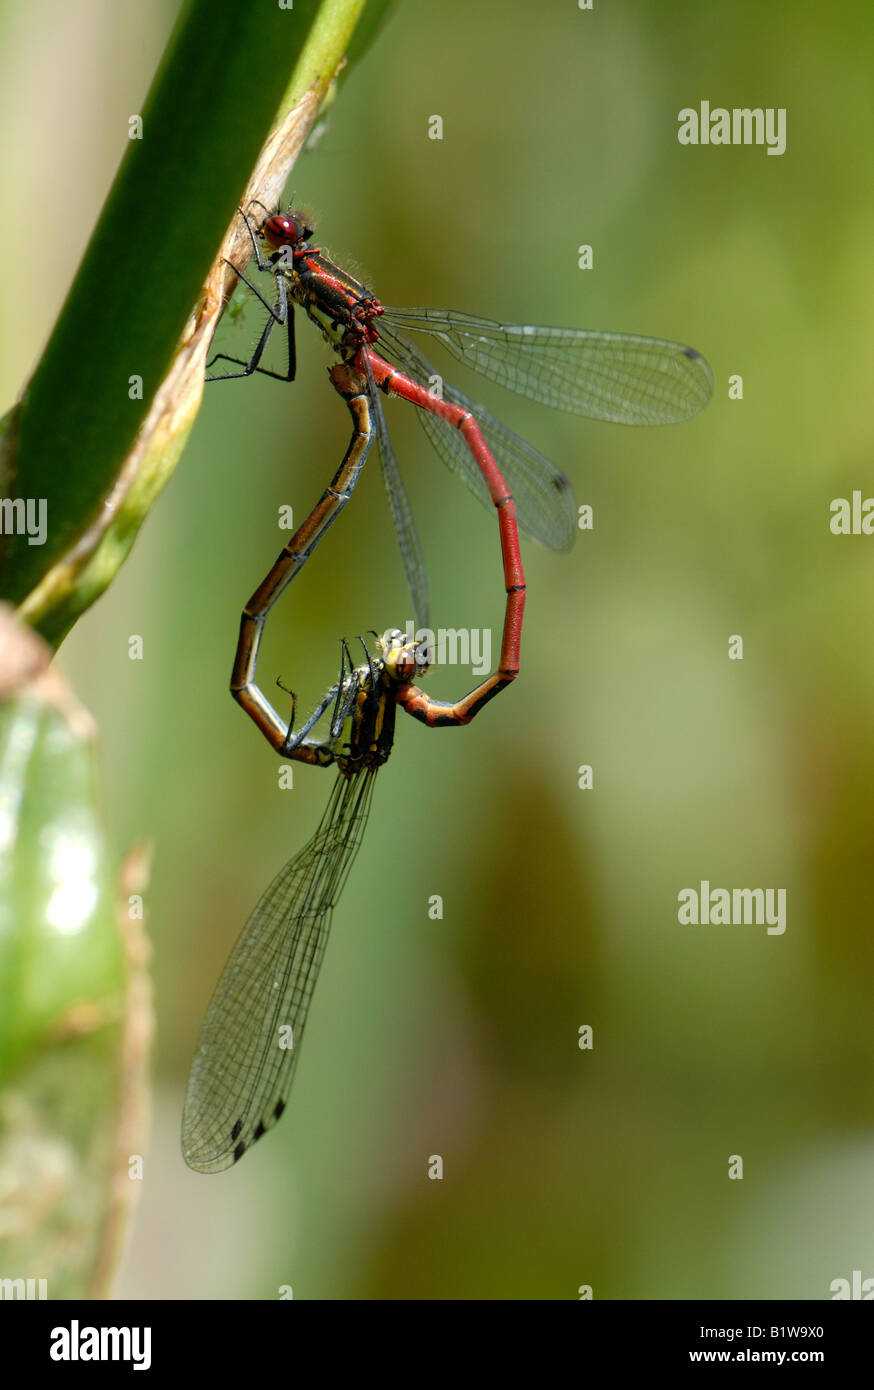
[261,209,314,250]
[379,628,428,682]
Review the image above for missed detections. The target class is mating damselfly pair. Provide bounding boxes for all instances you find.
[181,203,712,1173]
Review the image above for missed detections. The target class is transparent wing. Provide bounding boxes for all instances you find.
[381,307,713,426]
[378,323,577,552]
[363,357,432,632]
[182,770,377,1173]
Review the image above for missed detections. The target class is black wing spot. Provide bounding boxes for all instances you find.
[552,473,571,493]
[683,345,701,360]
[231,1118,243,1141]
[274,1099,286,1120]
[253,1121,266,1141]
[233,1140,247,1163]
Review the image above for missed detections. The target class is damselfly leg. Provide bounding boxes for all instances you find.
[206,205,300,383]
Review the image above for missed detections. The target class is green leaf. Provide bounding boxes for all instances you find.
[1,0,370,646]
[0,612,141,1298]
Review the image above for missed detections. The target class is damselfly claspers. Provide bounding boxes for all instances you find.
[182,627,428,1174]
[208,204,713,709]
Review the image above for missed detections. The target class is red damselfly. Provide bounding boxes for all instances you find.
[207,205,713,716]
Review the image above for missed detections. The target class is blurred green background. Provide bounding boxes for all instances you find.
[2,0,874,1299]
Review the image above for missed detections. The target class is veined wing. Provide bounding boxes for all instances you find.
[381,307,713,426]
[378,323,577,553]
[363,355,432,633]
[182,769,377,1173]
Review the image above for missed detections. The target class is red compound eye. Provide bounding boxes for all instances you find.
[261,211,315,249]
[262,214,295,248]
